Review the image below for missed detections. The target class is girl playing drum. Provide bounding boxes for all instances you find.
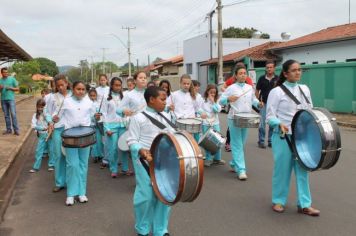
[266,59,320,216]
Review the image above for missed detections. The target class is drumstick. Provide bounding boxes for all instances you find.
[98,96,104,113]
[233,89,251,98]
[169,95,178,120]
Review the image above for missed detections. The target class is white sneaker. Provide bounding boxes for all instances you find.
[66,197,75,206]
[78,195,88,203]
[29,169,37,173]
[48,167,54,172]
[238,173,248,180]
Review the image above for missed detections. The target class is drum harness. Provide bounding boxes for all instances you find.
[279,84,311,160]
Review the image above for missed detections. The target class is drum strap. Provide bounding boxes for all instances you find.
[158,113,178,130]
[281,134,298,160]
[142,112,177,130]
[280,84,310,105]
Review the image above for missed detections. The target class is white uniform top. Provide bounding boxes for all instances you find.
[220,83,259,119]
[31,113,48,134]
[200,99,221,125]
[44,93,52,105]
[266,83,313,134]
[96,86,110,102]
[167,90,200,119]
[127,108,175,150]
[120,88,146,113]
[60,95,95,129]
[45,91,72,128]
[102,93,125,124]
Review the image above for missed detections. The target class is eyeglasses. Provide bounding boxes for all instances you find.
[288,68,302,73]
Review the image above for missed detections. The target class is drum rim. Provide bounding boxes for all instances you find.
[61,126,96,138]
[291,108,341,171]
[149,132,186,205]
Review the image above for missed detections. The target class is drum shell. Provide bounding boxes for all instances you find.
[118,131,129,151]
[198,128,226,154]
[61,126,96,148]
[176,119,202,133]
[233,113,260,128]
[291,108,341,171]
[150,131,204,205]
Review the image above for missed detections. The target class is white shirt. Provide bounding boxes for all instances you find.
[200,99,221,125]
[167,90,200,119]
[221,83,259,119]
[96,86,110,102]
[60,95,95,129]
[120,88,146,113]
[31,113,48,134]
[266,83,313,134]
[45,91,72,128]
[102,93,125,124]
[127,108,175,150]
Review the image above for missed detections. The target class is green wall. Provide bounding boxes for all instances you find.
[255,62,356,113]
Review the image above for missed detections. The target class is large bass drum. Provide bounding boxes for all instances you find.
[291,108,341,171]
[150,131,204,205]
[61,126,96,148]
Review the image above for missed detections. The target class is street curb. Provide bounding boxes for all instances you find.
[337,121,356,129]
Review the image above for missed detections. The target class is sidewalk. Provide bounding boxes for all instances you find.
[0,95,35,181]
[333,113,356,128]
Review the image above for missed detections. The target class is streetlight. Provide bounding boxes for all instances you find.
[108,33,132,78]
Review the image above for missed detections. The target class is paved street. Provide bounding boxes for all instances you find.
[0,115,356,236]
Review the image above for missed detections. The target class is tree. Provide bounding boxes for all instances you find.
[222,27,270,39]
[9,60,41,91]
[152,57,163,64]
[34,57,59,76]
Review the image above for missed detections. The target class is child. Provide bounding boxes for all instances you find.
[88,89,104,163]
[29,99,52,173]
[123,78,135,97]
[102,77,132,178]
[199,84,225,167]
[41,88,50,98]
[46,74,72,192]
[60,81,96,206]
[127,86,175,236]
[159,79,172,97]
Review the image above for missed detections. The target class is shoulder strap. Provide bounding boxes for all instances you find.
[298,86,311,104]
[279,84,301,105]
[158,113,178,130]
[142,112,167,130]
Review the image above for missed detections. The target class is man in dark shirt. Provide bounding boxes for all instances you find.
[255,61,279,148]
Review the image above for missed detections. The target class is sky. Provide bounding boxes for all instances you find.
[1,0,355,67]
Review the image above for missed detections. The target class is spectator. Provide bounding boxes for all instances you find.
[0,67,20,135]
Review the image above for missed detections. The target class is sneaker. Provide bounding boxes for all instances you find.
[238,173,248,180]
[66,197,75,206]
[78,195,88,203]
[111,173,117,178]
[48,167,54,172]
[100,162,108,169]
[2,130,11,135]
[93,157,98,163]
[53,186,65,192]
[29,169,37,173]
[213,159,226,165]
[14,131,20,136]
[268,143,272,148]
[225,144,231,152]
[258,142,266,149]
[204,160,213,167]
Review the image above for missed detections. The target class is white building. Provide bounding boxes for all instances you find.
[183,33,271,91]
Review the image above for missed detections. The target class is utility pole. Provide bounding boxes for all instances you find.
[122,26,136,78]
[101,48,108,74]
[217,0,224,85]
[90,56,94,84]
[136,59,139,72]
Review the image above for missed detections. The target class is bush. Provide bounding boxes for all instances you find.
[19,86,27,94]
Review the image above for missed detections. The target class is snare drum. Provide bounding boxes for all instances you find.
[198,128,226,154]
[61,126,96,148]
[118,130,129,151]
[150,131,204,205]
[233,113,260,128]
[176,118,202,133]
[291,108,341,171]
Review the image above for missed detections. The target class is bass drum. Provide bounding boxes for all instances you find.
[118,130,130,151]
[291,108,341,171]
[150,131,204,205]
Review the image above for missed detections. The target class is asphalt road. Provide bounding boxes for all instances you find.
[1,115,356,236]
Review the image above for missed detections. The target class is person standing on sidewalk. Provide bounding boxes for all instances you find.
[255,61,279,149]
[0,67,20,135]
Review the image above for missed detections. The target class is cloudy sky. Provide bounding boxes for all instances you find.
[1,0,355,67]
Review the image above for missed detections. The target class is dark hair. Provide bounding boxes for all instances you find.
[88,88,97,95]
[180,74,196,100]
[234,65,247,75]
[107,77,123,101]
[1,67,8,73]
[144,86,165,104]
[204,84,219,103]
[36,98,46,119]
[72,81,86,90]
[159,79,172,97]
[147,81,156,87]
[133,71,147,80]
[192,80,201,87]
[126,78,135,84]
[41,88,50,94]
[276,59,299,86]
[265,60,275,66]
[99,74,107,79]
[54,74,71,90]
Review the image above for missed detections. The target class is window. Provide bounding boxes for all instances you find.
[327,60,336,63]
[346,58,356,62]
[300,62,306,65]
[312,61,318,64]
[186,63,193,74]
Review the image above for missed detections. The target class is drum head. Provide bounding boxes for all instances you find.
[177,118,202,124]
[151,134,180,203]
[62,126,95,138]
[292,110,322,170]
[118,131,129,151]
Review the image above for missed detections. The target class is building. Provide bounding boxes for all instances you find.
[0,29,32,63]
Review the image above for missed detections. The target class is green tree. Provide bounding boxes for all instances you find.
[9,60,42,92]
[34,57,59,76]
[222,26,270,39]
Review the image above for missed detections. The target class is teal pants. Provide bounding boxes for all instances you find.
[131,149,171,236]
[271,131,312,208]
[193,132,200,143]
[65,147,90,197]
[47,138,55,168]
[53,127,66,188]
[32,133,48,170]
[107,127,129,174]
[227,119,248,175]
[202,124,222,161]
[91,128,104,158]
